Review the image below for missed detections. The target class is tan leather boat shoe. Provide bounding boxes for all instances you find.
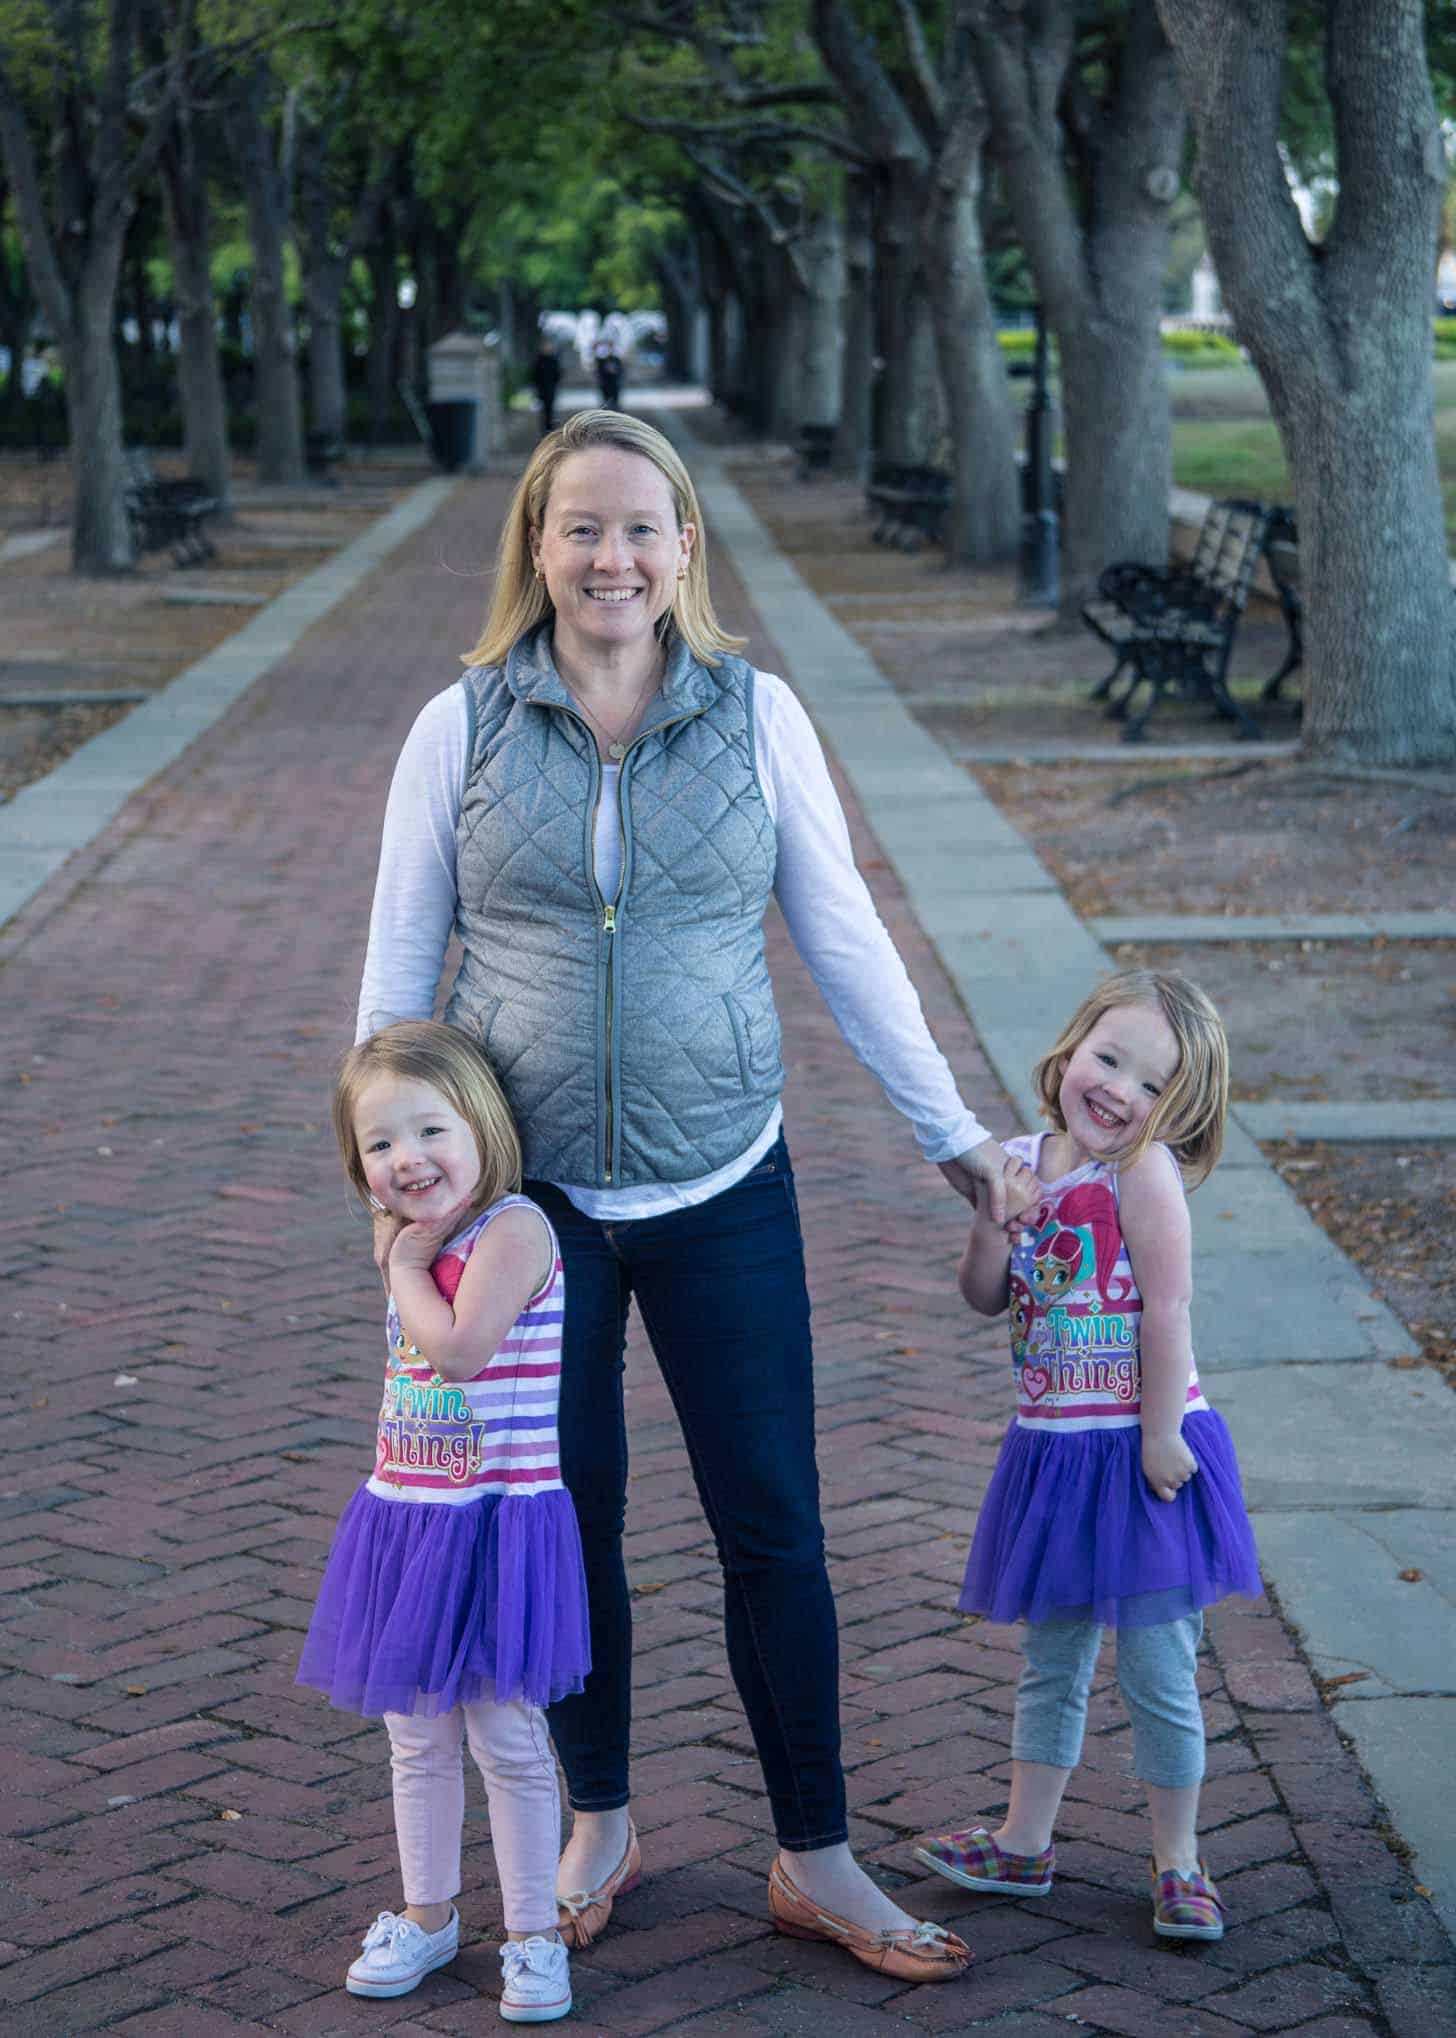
[556,1820,641,1950]
[767,1855,970,1981]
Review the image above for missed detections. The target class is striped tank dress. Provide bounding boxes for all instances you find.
[296,1193,590,1716]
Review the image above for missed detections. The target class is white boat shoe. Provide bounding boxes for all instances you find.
[500,1932,572,2022]
[345,1906,460,1997]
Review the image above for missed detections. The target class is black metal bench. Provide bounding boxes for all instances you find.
[1259,506,1302,702]
[795,423,835,481]
[123,453,219,567]
[866,461,950,551]
[306,429,343,483]
[1082,498,1301,741]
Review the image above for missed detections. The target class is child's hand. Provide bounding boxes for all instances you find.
[388,1200,475,1276]
[1142,1429,1199,1504]
[999,1157,1043,1240]
[372,1206,408,1287]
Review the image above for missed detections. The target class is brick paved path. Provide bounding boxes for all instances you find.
[2,472,1451,2037]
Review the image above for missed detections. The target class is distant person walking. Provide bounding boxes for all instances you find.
[531,339,562,436]
[594,345,623,410]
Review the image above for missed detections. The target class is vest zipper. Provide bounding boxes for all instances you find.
[558,698,709,1187]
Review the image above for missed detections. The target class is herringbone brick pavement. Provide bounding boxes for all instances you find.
[1,470,1451,2036]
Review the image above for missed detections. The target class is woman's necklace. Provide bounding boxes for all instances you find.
[561,663,663,761]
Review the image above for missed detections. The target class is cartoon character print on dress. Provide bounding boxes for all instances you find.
[1028,1180,1135,1312]
[1008,1274,1036,1360]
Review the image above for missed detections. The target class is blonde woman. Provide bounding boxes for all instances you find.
[356,409,1017,1982]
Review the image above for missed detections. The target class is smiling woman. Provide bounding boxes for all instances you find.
[352,408,1019,1984]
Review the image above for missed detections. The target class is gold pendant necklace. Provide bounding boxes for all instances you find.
[564,664,661,762]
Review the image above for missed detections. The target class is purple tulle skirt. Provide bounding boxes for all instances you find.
[296,1484,591,1717]
[960,1409,1261,1630]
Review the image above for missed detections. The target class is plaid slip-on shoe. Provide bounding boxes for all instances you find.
[912,1826,1054,1897]
[1151,1861,1225,1941]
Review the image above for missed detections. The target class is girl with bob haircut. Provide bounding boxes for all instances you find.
[333,1019,523,1222]
[918,970,1258,1949]
[1032,968,1228,1187]
[301,1020,587,2022]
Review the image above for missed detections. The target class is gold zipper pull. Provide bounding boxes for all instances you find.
[603,903,616,933]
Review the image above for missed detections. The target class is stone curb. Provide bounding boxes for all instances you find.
[1095,912,1456,943]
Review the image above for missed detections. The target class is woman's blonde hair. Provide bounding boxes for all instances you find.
[333,1021,522,1220]
[463,409,745,668]
[1031,969,1228,1186]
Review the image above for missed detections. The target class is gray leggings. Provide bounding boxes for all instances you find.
[1012,1613,1205,1789]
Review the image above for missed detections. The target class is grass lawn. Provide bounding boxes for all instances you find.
[1167,360,1456,547]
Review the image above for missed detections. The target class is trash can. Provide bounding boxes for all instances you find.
[426,331,491,472]
[426,398,478,473]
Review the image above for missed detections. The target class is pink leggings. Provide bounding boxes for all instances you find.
[384,1699,560,1933]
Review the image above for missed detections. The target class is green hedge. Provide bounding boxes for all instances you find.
[995,325,1242,369]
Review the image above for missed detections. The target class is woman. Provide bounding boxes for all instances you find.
[357,409,1016,1982]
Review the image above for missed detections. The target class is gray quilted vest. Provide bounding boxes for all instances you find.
[444,625,781,1188]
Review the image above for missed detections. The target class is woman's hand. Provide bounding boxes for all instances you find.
[1142,1429,1199,1504]
[938,1137,1011,1221]
[938,1138,1033,1227]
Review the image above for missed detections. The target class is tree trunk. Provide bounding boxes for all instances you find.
[971,0,1184,609]
[1057,308,1170,603]
[926,155,1019,563]
[875,170,941,463]
[1156,0,1455,762]
[229,67,304,484]
[160,118,231,510]
[65,265,132,573]
[797,202,844,429]
[365,222,400,443]
[835,171,874,477]
[305,265,348,443]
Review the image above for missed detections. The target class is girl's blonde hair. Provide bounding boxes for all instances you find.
[333,1021,522,1220]
[463,408,745,669]
[1032,970,1228,1186]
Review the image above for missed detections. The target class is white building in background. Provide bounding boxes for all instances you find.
[1437,249,1456,315]
[1190,253,1225,324]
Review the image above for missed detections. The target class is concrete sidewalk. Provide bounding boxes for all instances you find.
[0,442,1451,2035]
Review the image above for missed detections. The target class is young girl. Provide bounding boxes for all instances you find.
[917,971,1260,1943]
[297,1021,590,2021]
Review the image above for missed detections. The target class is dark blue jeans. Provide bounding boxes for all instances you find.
[530,1135,848,1850]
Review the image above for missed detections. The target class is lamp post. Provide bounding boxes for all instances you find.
[1019,303,1059,607]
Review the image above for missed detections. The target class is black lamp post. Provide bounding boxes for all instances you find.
[1019,304,1059,607]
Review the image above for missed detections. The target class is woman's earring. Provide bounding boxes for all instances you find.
[367,1192,388,1213]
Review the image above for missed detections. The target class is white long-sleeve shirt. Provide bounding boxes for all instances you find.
[357,668,990,1218]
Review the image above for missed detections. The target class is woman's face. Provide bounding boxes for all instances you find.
[530,448,694,662]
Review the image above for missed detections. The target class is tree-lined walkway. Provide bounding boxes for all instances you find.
[1,473,1450,2035]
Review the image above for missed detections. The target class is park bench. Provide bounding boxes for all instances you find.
[306,429,344,482]
[1258,505,1303,702]
[123,451,219,567]
[795,422,835,480]
[1081,496,1301,742]
[866,460,950,551]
